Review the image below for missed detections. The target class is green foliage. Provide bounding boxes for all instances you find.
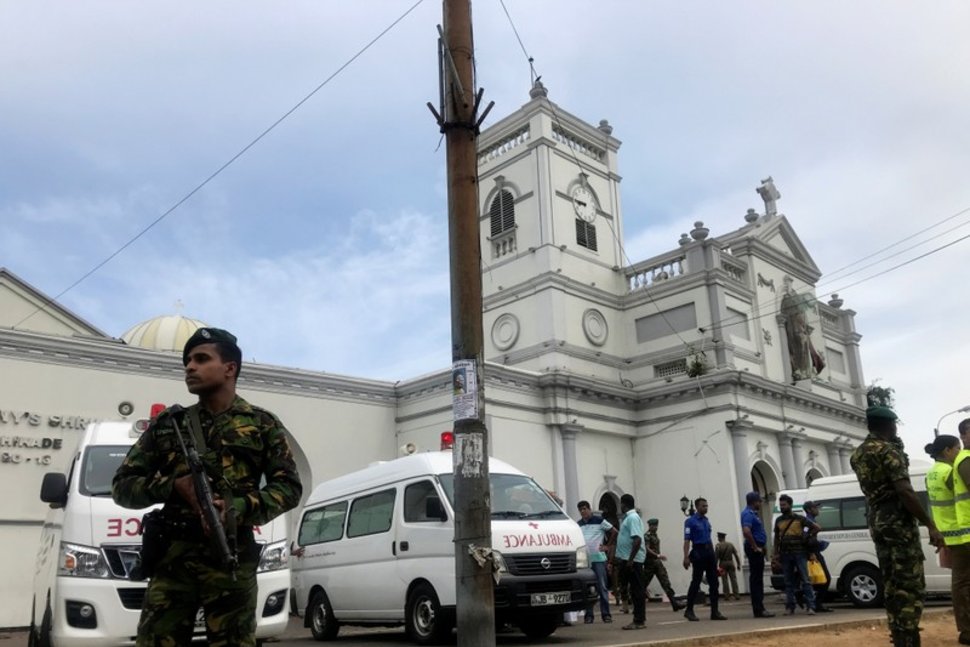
[686,348,707,378]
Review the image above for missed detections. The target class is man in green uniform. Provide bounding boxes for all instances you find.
[113,327,303,647]
[643,518,686,611]
[850,405,943,647]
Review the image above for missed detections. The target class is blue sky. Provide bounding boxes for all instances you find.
[2,1,969,452]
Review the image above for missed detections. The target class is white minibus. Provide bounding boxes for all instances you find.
[292,449,597,643]
[29,418,291,646]
[770,460,949,607]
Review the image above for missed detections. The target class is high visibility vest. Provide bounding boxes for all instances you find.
[951,449,970,542]
[926,459,968,545]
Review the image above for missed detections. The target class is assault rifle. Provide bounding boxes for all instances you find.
[168,404,238,577]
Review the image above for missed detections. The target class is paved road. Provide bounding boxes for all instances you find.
[269,596,951,646]
[1,596,950,646]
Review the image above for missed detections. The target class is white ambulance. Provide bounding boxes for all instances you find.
[291,442,597,644]
[28,416,291,646]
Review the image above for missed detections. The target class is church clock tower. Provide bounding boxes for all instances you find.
[477,82,626,376]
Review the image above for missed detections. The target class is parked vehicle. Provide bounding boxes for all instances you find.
[770,460,949,608]
[29,416,291,646]
[292,446,597,643]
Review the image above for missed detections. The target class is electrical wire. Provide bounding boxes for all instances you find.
[13,0,428,330]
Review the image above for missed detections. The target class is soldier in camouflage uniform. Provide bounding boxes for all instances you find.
[643,518,686,611]
[850,405,943,647]
[112,327,303,647]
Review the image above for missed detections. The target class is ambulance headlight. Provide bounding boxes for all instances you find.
[576,547,589,569]
[257,540,289,573]
[59,543,111,578]
[491,550,508,573]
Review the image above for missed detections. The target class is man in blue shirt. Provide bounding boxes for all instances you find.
[741,491,775,618]
[682,498,726,621]
[615,493,647,630]
[577,500,618,624]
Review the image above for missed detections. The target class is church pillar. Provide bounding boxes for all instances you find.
[790,436,806,489]
[776,314,793,383]
[778,435,796,490]
[559,423,583,513]
[838,447,852,475]
[728,420,754,502]
[827,444,842,476]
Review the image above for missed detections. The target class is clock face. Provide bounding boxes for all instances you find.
[572,186,596,222]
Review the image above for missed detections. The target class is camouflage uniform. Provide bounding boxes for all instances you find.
[643,529,681,608]
[113,397,302,647]
[850,433,925,637]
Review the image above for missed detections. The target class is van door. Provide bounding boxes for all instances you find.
[395,479,455,609]
[334,488,399,618]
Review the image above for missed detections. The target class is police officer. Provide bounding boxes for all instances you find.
[947,422,970,644]
[850,405,943,647]
[113,327,303,647]
[682,497,726,622]
[643,518,686,611]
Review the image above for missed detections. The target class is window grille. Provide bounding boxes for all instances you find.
[575,219,597,251]
[654,358,687,378]
[490,190,515,237]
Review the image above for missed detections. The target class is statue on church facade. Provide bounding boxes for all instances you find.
[780,276,825,381]
[757,177,781,216]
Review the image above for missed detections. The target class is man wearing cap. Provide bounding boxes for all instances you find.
[682,498,727,622]
[113,327,303,647]
[740,491,774,617]
[715,532,741,601]
[643,518,686,612]
[851,405,944,647]
[802,501,834,612]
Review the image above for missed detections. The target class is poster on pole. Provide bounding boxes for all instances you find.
[453,432,484,478]
[452,359,478,421]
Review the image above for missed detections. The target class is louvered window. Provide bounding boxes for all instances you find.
[576,219,597,251]
[489,190,515,237]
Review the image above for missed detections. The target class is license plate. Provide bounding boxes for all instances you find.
[530,592,571,606]
[194,608,206,632]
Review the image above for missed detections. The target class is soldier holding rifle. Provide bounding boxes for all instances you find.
[113,327,302,647]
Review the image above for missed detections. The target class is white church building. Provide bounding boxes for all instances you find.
[0,83,868,627]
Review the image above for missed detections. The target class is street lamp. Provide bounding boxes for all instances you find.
[679,495,694,516]
[935,405,970,437]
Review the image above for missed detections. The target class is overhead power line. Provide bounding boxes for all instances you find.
[13,0,428,330]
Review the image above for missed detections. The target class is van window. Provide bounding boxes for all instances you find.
[80,446,130,496]
[404,481,441,523]
[438,473,568,520]
[299,501,347,546]
[813,500,841,530]
[347,489,396,538]
[841,497,868,529]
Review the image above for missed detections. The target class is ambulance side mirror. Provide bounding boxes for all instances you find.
[40,472,68,509]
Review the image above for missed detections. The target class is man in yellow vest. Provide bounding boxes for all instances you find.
[951,420,970,645]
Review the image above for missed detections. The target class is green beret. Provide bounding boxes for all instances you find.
[866,405,898,422]
[183,327,238,363]
[647,518,659,525]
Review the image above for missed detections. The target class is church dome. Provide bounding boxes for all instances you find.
[122,314,209,353]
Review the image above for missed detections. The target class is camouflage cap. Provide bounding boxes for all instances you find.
[183,327,239,364]
[647,518,659,525]
[866,405,898,422]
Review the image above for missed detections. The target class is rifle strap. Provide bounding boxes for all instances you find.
[186,404,239,548]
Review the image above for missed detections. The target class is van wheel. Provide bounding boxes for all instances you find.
[405,583,452,645]
[845,564,883,608]
[519,614,559,639]
[308,589,339,641]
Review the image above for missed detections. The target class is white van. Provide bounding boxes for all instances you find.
[28,418,291,647]
[292,450,597,643]
[770,460,949,607]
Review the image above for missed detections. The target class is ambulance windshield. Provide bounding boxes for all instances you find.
[80,446,129,496]
[438,473,567,520]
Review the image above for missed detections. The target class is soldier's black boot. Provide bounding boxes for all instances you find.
[684,608,699,622]
[670,597,686,612]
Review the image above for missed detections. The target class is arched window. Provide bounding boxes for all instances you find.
[489,190,515,237]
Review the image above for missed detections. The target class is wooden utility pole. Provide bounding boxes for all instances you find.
[434,0,495,644]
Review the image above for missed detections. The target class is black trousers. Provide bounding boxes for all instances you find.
[686,543,719,611]
[624,560,646,624]
[744,543,766,612]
